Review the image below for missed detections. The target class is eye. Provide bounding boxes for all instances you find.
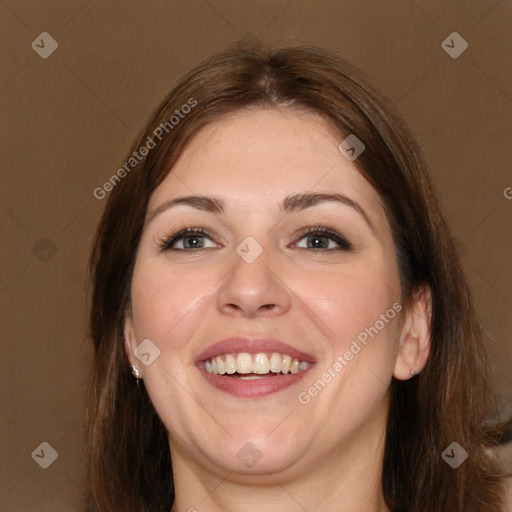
[158,227,219,251]
[294,226,352,251]
[158,225,352,252]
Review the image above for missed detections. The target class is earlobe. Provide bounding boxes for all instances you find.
[393,285,432,380]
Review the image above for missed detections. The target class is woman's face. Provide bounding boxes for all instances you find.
[125,108,406,478]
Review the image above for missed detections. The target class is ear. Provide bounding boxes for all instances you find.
[123,310,140,372]
[393,284,432,380]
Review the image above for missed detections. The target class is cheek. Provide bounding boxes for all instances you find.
[299,267,401,420]
[128,262,221,436]
[129,260,221,350]
[299,261,401,351]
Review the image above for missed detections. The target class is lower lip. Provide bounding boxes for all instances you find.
[198,367,313,398]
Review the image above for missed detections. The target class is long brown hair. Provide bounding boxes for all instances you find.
[85,41,505,511]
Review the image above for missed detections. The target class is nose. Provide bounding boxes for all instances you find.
[216,246,292,318]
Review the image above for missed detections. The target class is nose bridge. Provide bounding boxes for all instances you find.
[217,238,291,316]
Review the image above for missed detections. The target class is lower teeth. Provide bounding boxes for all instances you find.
[231,372,280,379]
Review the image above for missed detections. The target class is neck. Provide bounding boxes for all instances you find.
[169,400,391,512]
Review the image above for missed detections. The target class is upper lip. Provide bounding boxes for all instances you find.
[195,337,316,364]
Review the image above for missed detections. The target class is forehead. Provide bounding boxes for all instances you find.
[149,108,384,221]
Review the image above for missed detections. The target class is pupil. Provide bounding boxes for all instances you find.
[186,236,201,248]
[310,236,324,248]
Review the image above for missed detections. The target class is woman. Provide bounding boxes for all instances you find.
[85,41,506,511]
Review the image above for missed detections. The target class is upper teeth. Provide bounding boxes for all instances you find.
[204,353,310,375]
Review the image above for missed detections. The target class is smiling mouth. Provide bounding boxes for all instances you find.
[203,352,310,378]
[196,338,315,397]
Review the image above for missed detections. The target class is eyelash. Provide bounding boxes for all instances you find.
[157,225,352,252]
[158,227,208,252]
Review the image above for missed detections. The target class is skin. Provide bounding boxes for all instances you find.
[124,108,431,512]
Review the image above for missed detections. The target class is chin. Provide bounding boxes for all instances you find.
[193,426,309,476]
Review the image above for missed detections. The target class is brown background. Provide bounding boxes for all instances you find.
[1,1,511,510]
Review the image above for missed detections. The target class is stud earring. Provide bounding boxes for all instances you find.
[131,364,141,378]
[410,369,417,377]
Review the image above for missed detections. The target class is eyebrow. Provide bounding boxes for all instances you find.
[145,192,375,231]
